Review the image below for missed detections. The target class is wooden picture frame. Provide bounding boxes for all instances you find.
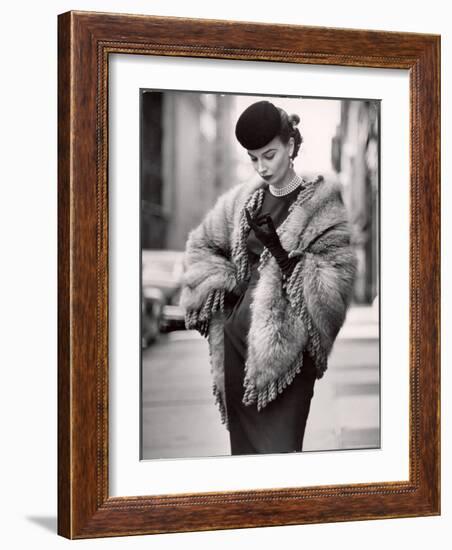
[58,10,440,539]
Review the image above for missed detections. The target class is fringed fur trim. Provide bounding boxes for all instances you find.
[240,177,330,409]
[242,352,306,410]
[283,256,329,374]
[205,314,229,426]
[213,383,229,430]
[184,288,225,331]
[181,174,356,420]
[231,187,266,285]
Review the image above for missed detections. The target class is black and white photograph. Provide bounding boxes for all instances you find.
[140,90,380,460]
[0,0,445,544]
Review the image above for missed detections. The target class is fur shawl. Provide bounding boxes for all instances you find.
[180,175,357,427]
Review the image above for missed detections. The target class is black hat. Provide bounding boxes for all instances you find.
[235,100,281,150]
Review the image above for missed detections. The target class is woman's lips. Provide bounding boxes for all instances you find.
[262,175,272,181]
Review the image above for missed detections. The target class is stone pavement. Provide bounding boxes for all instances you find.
[142,305,379,460]
[304,304,379,452]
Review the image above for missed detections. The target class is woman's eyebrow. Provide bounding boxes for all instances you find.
[247,148,277,157]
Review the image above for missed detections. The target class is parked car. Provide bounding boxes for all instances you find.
[141,286,165,348]
[142,249,186,332]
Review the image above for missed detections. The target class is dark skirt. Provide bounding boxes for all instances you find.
[223,276,317,456]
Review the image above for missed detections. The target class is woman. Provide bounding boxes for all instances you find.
[180,100,356,455]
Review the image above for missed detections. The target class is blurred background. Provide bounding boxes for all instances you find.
[140,90,380,459]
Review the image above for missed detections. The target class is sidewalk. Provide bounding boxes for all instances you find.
[304,304,380,452]
[337,303,379,340]
[142,304,380,459]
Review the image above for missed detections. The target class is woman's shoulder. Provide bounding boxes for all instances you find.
[300,174,344,204]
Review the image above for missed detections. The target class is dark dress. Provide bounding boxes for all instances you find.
[223,184,317,456]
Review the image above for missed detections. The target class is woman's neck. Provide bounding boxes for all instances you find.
[272,167,296,188]
[269,169,301,197]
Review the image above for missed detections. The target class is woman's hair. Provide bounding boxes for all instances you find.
[234,100,303,159]
[277,108,303,160]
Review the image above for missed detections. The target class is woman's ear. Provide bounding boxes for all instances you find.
[288,137,295,158]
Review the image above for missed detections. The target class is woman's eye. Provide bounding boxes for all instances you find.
[249,154,273,162]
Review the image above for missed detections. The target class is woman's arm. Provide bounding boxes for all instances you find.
[284,222,357,367]
[179,185,243,334]
[302,225,357,348]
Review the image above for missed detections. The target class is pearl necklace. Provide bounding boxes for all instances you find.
[269,173,303,197]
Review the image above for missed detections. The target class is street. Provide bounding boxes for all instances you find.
[142,305,379,459]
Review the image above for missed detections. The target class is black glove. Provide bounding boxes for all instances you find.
[245,208,298,279]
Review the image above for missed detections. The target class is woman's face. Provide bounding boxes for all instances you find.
[247,135,294,186]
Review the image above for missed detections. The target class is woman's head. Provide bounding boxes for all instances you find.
[235,100,303,159]
[235,100,303,185]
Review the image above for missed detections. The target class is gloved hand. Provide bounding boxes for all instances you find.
[245,208,298,279]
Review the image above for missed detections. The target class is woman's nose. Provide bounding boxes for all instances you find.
[257,159,267,174]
